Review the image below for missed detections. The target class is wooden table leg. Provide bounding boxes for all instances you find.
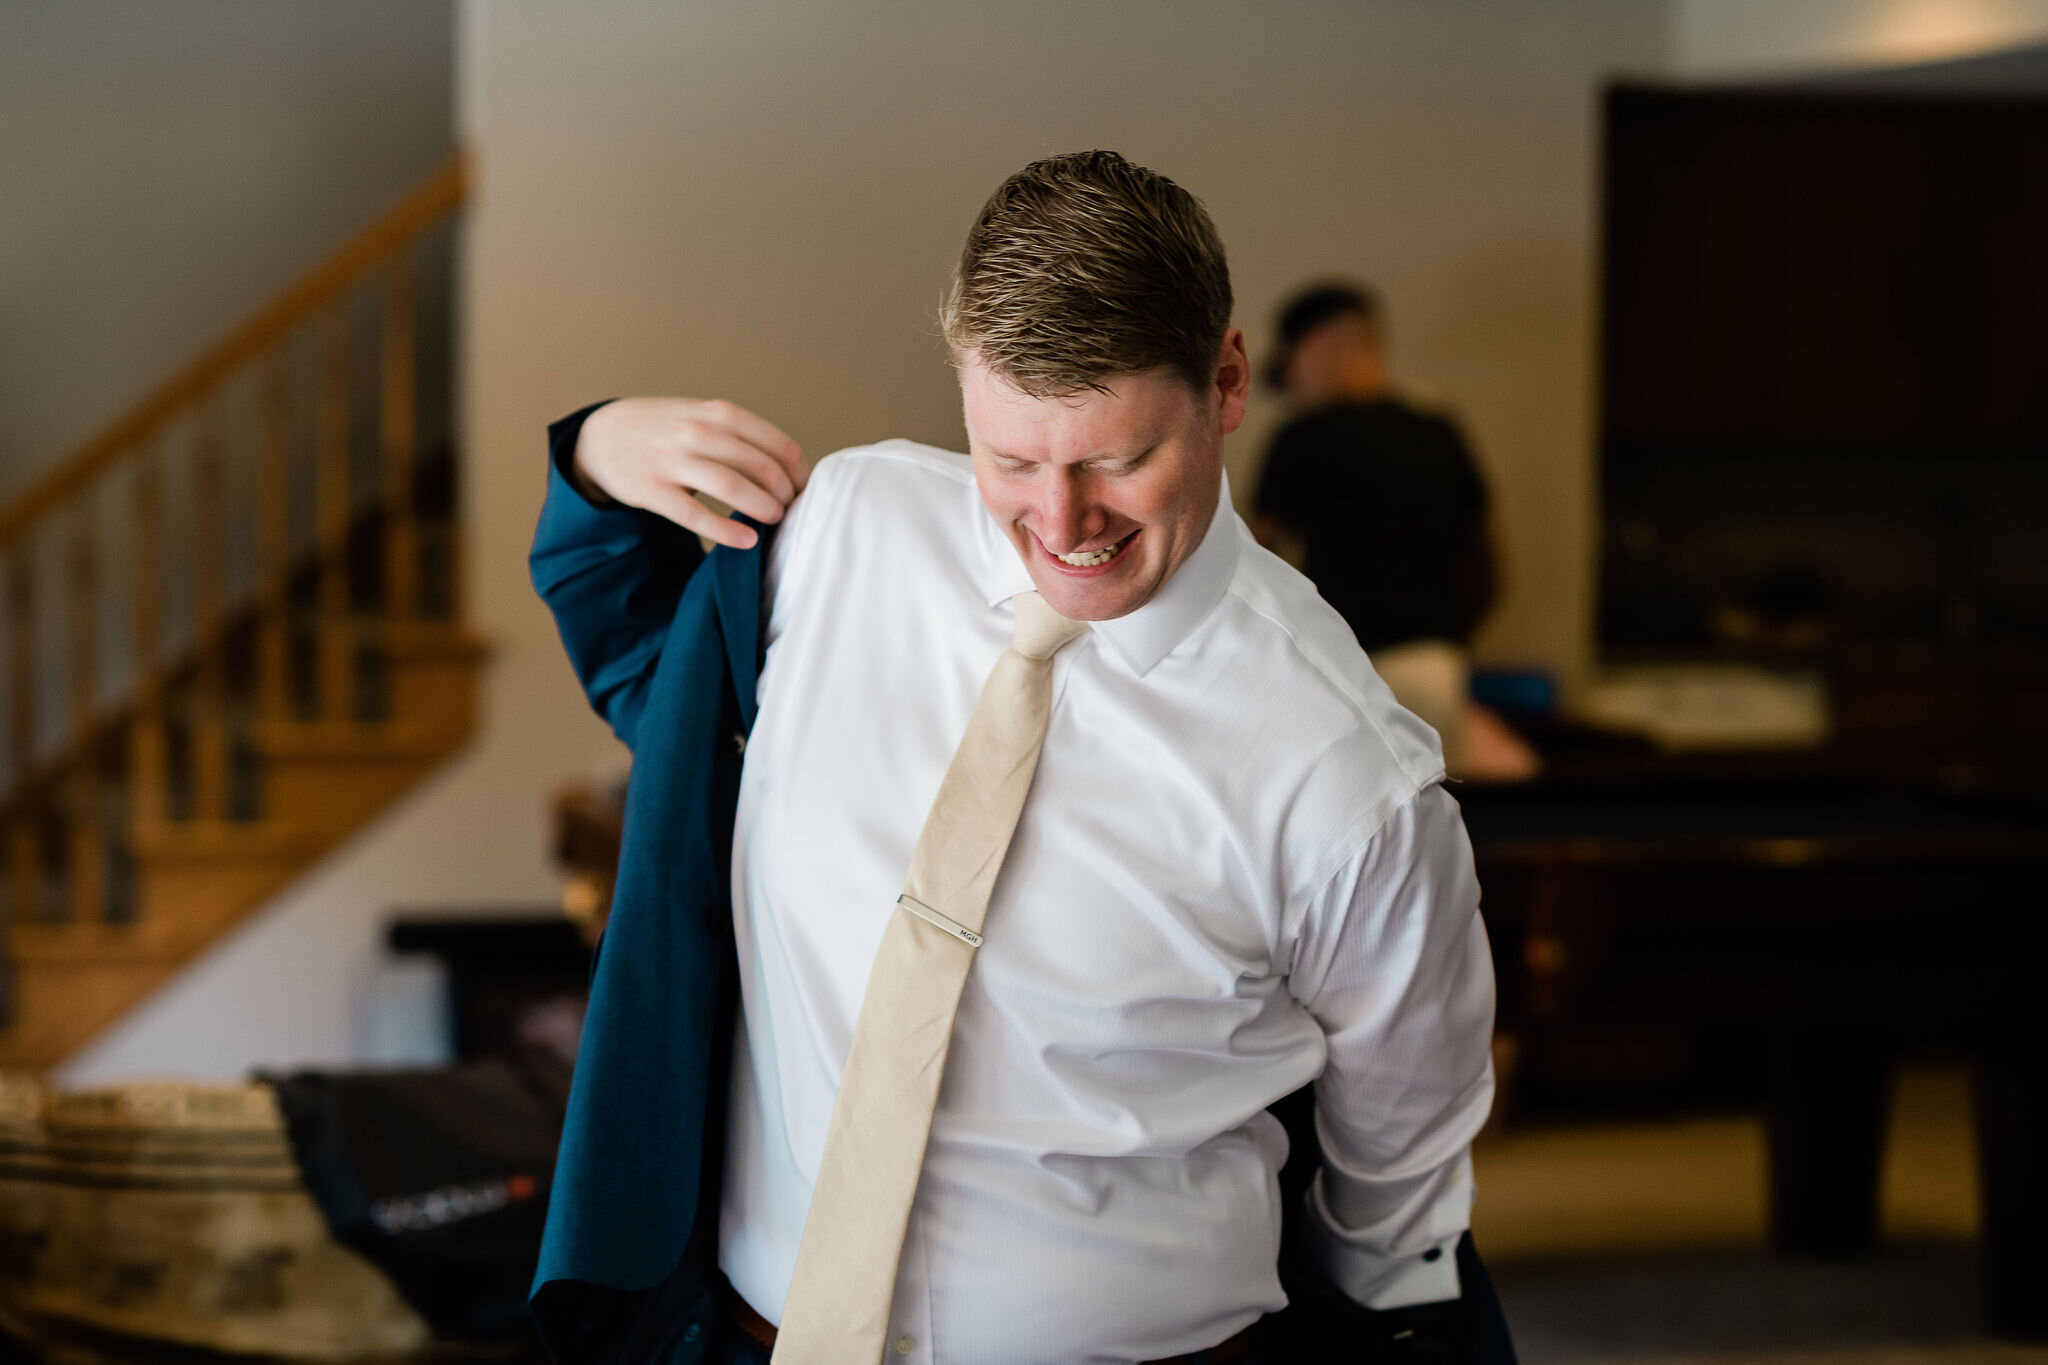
[1977,1044,2048,1338]
[1767,1034,1890,1258]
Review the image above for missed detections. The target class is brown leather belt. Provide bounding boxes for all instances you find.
[723,1285,1252,1363]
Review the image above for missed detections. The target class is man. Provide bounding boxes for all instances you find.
[534,152,1507,1364]
[1253,284,1536,782]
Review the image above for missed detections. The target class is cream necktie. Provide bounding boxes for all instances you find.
[772,591,1088,1364]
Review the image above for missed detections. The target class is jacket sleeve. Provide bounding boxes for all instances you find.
[529,402,707,750]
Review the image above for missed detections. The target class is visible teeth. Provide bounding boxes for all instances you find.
[1055,534,1129,567]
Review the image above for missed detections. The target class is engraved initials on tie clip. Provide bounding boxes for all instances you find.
[895,894,982,948]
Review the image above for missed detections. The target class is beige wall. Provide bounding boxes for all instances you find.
[67,0,1668,1081]
[459,0,1671,687]
[0,0,453,493]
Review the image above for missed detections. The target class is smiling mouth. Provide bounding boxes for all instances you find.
[1050,531,1136,568]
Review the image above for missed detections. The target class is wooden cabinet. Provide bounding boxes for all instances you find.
[1602,87,2048,459]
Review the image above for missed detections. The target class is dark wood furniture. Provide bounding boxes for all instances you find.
[1461,775,2048,1338]
[1602,85,2048,460]
[1597,85,2048,663]
[387,915,590,1065]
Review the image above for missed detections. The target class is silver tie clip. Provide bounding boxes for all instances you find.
[896,894,983,948]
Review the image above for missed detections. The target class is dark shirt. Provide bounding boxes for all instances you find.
[1255,397,1494,653]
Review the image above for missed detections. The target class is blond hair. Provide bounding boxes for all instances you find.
[941,150,1233,397]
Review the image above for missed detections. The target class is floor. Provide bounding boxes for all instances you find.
[1470,1067,2044,1365]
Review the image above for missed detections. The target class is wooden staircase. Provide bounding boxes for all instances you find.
[0,156,483,1070]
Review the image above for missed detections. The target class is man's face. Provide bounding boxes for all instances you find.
[962,331,1250,622]
[1283,312,1387,408]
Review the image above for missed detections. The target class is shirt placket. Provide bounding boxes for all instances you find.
[888,1204,935,1363]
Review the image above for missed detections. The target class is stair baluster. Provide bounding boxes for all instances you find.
[382,258,418,626]
[5,545,38,1004]
[66,507,103,924]
[255,352,292,730]
[7,548,33,791]
[130,445,167,833]
[316,310,354,724]
[191,397,229,824]
[0,154,474,1069]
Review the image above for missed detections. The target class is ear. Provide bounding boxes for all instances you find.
[1215,327,1251,436]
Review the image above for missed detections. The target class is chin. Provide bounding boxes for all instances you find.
[1029,573,1142,623]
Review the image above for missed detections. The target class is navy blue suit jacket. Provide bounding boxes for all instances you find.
[529,405,758,1364]
[526,406,1516,1365]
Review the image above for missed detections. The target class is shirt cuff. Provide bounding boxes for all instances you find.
[1305,1215,1464,1310]
[1302,1143,1473,1310]
[549,400,619,508]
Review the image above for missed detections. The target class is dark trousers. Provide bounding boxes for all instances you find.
[709,1232,1511,1364]
[712,1325,1267,1364]
[714,1332,769,1365]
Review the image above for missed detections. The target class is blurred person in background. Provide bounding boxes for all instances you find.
[1254,283,1539,782]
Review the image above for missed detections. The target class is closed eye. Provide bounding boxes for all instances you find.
[1088,445,1157,476]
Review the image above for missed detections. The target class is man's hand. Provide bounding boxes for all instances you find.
[572,397,807,550]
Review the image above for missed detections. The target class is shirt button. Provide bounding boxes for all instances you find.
[894,1336,915,1355]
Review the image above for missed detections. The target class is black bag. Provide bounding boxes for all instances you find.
[266,1052,571,1344]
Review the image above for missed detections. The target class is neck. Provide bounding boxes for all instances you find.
[1337,365,1391,401]
[1292,378,1389,413]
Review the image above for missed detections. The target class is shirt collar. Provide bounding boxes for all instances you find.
[973,472,1242,677]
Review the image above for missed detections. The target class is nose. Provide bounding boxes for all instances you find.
[1035,469,1100,552]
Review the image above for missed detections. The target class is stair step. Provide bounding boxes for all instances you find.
[382,620,488,662]
[0,154,477,1072]
[256,718,459,761]
[259,720,467,849]
[12,822,302,967]
[15,924,197,969]
[0,964,186,1069]
[131,818,310,863]
[382,622,487,740]
[0,625,485,1071]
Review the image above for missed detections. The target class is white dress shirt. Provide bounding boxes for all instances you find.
[718,441,1496,1364]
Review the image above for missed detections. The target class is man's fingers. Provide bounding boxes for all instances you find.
[637,482,759,550]
[678,455,789,525]
[579,396,800,546]
[697,400,807,493]
[677,424,797,507]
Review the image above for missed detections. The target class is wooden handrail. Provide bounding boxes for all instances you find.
[0,140,471,1001]
[0,151,468,552]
